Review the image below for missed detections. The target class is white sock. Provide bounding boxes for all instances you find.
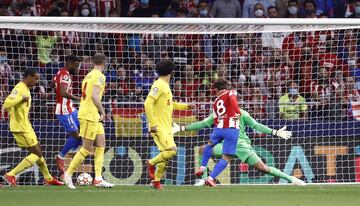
[200,166,206,170]
[95,176,103,181]
[208,176,214,181]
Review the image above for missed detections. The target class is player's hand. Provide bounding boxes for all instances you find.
[21,95,29,102]
[149,126,157,133]
[172,123,186,134]
[100,113,106,122]
[187,103,196,110]
[272,126,292,140]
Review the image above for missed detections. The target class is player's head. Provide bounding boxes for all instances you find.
[65,55,80,75]
[156,59,176,77]
[23,69,40,88]
[214,78,228,91]
[92,52,106,70]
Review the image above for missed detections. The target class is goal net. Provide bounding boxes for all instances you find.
[1,17,360,185]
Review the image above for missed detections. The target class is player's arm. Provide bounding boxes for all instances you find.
[172,113,214,134]
[60,84,80,100]
[2,88,28,110]
[144,84,162,133]
[92,85,106,121]
[244,111,292,140]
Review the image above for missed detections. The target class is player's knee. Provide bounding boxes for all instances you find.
[222,155,233,161]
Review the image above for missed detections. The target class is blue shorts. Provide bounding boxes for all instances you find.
[210,128,239,155]
[56,110,80,133]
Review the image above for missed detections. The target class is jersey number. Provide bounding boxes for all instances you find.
[216,100,226,116]
[81,82,88,100]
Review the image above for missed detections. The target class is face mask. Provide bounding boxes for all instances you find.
[0,56,7,64]
[319,34,327,42]
[356,6,360,14]
[348,59,357,66]
[52,55,59,62]
[154,33,164,38]
[81,9,89,16]
[140,0,149,5]
[254,9,264,17]
[199,9,208,16]
[288,6,298,15]
[289,88,298,95]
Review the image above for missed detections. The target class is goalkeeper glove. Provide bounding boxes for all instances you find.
[272,126,292,140]
[172,123,186,134]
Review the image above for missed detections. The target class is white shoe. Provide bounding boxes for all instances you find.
[93,178,114,188]
[291,177,306,186]
[64,173,76,189]
[194,179,205,186]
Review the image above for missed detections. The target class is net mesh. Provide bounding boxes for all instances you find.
[1,20,360,185]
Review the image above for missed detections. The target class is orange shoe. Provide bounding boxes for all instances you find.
[194,167,205,177]
[151,181,163,190]
[147,160,155,180]
[55,155,65,175]
[3,174,17,187]
[45,177,64,186]
[205,178,216,187]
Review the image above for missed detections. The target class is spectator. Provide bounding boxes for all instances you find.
[0,3,13,16]
[267,6,279,18]
[0,47,12,101]
[279,81,308,119]
[302,0,317,18]
[196,0,213,18]
[35,31,58,65]
[97,0,121,17]
[211,0,242,18]
[78,2,94,17]
[253,3,267,18]
[283,0,300,18]
[276,0,299,17]
[249,87,268,119]
[313,0,334,17]
[117,65,135,102]
[242,0,275,18]
[130,0,156,17]
[347,0,360,18]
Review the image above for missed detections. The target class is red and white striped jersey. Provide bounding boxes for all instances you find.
[212,90,241,129]
[54,68,76,115]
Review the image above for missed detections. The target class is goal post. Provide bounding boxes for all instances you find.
[0,17,360,185]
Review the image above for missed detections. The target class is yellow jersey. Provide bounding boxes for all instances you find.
[3,82,32,132]
[144,78,188,132]
[78,69,106,122]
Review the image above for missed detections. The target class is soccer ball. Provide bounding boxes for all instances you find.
[76,173,93,186]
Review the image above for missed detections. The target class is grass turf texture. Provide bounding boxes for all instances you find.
[1,185,360,206]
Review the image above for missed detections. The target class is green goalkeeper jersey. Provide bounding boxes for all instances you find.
[185,109,273,147]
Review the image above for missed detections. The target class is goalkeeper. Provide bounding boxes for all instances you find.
[173,109,306,186]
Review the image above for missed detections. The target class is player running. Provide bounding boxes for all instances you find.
[63,53,113,189]
[53,55,82,178]
[2,69,63,186]
[174,108,306,186]
[144,60,194,190]
[193,78,241,187]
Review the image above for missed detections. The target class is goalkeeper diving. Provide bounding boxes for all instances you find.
[173,109,306,186]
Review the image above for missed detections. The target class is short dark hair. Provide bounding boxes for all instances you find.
[156,60,176,76]
[214,78,228,90]
[92,53,106,66]
[65,54,80,62]
[23,69,38,78]
[288,0,298,5]
[0,47,5,52]
[303,0,317,9]
[268,6,277,12]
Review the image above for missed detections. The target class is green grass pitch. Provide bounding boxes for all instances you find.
[1,185,360,206]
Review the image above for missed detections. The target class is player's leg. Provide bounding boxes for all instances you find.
[93,123,113,188]
[250,156,305,186]
[206,128,239,187]
[195,129,222,177]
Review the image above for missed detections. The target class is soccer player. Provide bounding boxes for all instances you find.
[144,60,194,190]
[53,55,82,178]
[192,78,241,187]
[174,108,306,186]
[63,53,113,189]
[2,69,63,186]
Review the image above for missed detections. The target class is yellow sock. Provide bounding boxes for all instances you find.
[7,153,39,176]
[66,147,91,176]
[36,157,52,181]
[94,147,105,178]
[149,150,176,165]
[154,161,168,182]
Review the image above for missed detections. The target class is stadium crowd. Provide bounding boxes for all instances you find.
[1,0,360,121]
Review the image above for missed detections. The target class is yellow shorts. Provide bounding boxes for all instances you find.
[79,119,105,141]
[151,129,176,151]
[12,129,38,148]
